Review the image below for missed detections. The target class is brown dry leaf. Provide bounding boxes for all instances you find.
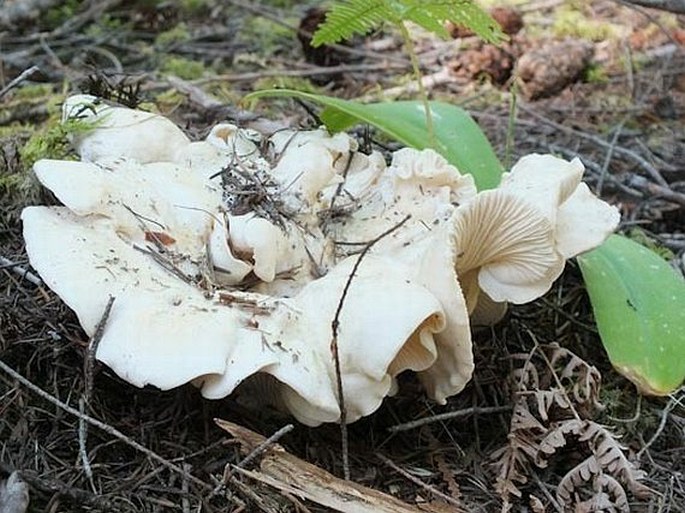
[144,230,176,246]
[216,419,448,513]
[515,40,594,99]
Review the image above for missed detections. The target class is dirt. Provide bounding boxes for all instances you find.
[1,1,684,512]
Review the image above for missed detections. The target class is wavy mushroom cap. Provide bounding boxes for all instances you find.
[62,94,191,163]
[23,99,480,425]
[22,206,451,426]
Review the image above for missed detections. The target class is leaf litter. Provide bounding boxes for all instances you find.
[1,0,684,511]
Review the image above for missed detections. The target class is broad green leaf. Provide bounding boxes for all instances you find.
[244,89,503,190]
[578,234,685,395]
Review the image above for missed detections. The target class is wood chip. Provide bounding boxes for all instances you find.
[216,419,447,513]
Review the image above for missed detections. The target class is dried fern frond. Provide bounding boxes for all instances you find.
[512,344,603,422]
[425,430,463,503]
[581,422,650,498]
[491,404,543,508]
[558,458,629,512]
[510,402,547,433]
[548,345,603,413]
[535,419,650,509]
[492,345,641,512]
[511,357,541,392]
[491,442,528,503]
[534,418,585,468]
[530,389,571,422]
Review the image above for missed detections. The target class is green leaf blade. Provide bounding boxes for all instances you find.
[578,234,685,395]
[244,89,503,189]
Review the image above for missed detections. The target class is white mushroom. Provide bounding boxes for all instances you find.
[224,213,287,283]
[22,97,620,425]
[174,123,262,181]
[62,94,191,163]
[453,153,620,317]
[269,129,354,208]
[21,206,450,426]
[32,157,223,267]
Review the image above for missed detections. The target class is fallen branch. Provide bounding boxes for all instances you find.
[216,419,449,513]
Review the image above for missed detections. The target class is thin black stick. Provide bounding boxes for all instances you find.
[84,296,115,402]
[376,453,465,509]
[387,405,513,433]
[331,215,411,480]
[79,296,115,487]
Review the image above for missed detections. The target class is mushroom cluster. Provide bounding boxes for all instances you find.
[22,95,620,426]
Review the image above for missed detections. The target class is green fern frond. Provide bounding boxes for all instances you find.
[311,0,397,47]
[313,0,505,48]
[404,0,506,44]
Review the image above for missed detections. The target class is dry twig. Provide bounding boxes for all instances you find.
[0,256,43,287]
[376,453,466,510]
[331,214,411,480]
[0,66,41,99]
[388,405,513,433]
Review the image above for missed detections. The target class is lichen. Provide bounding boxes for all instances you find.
[552,6,622,42]
[160,56,207,80]
[155,23,192,47]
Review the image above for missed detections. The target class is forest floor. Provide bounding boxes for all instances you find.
[0,0,684,512]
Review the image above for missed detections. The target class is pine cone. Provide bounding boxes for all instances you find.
[516,40,593,99]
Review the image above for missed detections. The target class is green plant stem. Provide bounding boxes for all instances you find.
[397,20,435,148]
[505,83,518,170]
